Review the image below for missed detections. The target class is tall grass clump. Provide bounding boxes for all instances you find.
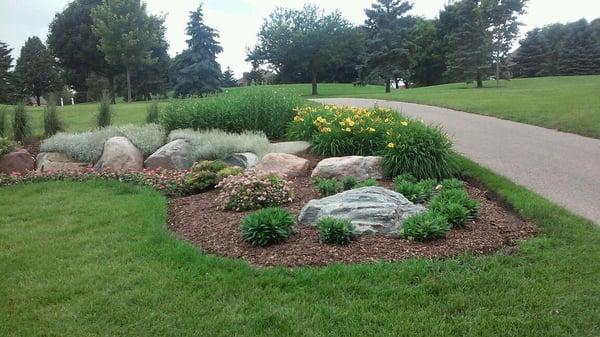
[41,124,165,163]
[161,86,303,139]
[12,102,30,143]
[169,129,271,162]
[0,107,7,137]
[97,92,112,128]
[43,94,63,136]
[146,98,160,124]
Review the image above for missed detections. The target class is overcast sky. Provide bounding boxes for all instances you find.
[1,0,599,77]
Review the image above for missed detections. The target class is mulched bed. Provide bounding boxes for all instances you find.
[167,155,537,267]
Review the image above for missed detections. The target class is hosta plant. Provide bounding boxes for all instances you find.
[241,208,295,246]
[318,217,356,245]
[400,211,450,241]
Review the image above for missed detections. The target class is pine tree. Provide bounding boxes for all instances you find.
[512,29,549,77]
[559,19,599,75]
[14,37,62,106]
[221,67,237,87]
[0,41,15,104]
[172,5,223,97]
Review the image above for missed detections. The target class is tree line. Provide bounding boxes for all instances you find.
[0,0,599,105]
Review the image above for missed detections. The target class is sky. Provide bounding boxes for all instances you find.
[1,0,599,77]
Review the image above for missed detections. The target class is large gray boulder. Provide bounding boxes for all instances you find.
[94,137,143,173]
[144,139,193,170]
[36,152,87,173]
[311,156,384,181]
[255,153,310,178]
[299,187,425,236]
[224,152,259,169]
[269,141,311,155]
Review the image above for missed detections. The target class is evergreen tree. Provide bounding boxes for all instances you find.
[559,19,599,75]
[409,18,447,87]
[172,5,223,97]
[362,0,416,93]
[14,37,62,106]
[221,67,237,87]
[0,41,15,104]
[512,28,549,77]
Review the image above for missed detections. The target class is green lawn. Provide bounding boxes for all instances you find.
[1,158,599,337]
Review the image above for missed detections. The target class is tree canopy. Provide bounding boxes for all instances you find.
[0,41,16,104]
[14,37,62,106]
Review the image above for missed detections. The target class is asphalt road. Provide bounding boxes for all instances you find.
[314,98,600,225]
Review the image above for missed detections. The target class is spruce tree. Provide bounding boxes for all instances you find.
[559,19,599,75]
[512,29,549,77]
[0,41,15,104]
[172,5,222,97]
[14,37,62,106]
[221,67,237,88]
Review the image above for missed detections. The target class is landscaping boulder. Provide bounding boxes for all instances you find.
[224,152,259,169]
[299,186,425,236]
[94,137,143,173]
[269,141,311,155]
[36,152,88,173]
[312,156,384,181]
[144,139,194,170]
[254,153,310,177]
[0,149,35,174]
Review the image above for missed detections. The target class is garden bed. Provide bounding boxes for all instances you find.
[167,154,536,267]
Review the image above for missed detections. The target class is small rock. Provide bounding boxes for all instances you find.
[144,139,194,170]
[299,186,425,236]
[0,149,35,174]
[94,137,143,173]
[36,152,88,173]
[254,153,309,177]
[269,141,311,155]
[312,156,384,180]
[224,152,259,169]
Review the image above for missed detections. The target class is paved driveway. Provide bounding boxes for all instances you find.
[314,98,600,224]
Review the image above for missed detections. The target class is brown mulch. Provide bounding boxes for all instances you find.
[24,138,42,158]
[167,155,537,267]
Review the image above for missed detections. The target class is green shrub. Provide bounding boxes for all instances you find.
[341,176,358,190]
[432,189,480,220]
[0,107,7,137]
[146,99,160,124]
[216,166,243,182]
[394,173,418,184]
[0,137,17,157]
[217,172,294,211]
[400,211,450,241]
[241,208,295,246]
[193,160,228,172]
[169,129,270,163]
[383,120,456,180]
[161,86,304,139]
[97,92,112,128]
[185,160,240,192]
[394,178,436,204]
[41,124,166,163]
[12,102,29,143]
[313,177,343,196]
[440,178,465,191]
[43,96,63,136]
[318,217,356,245]
[357,178,380,187]
[430,201,469,228]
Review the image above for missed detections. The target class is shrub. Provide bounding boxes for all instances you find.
[146,99,160,124]
[185,160,240,192]
[439,178,465,191]
[41,124,166,163]
[217,172,294,211]
[0,137,17,157]
[169,129,270,163]
[161,86,304,139]
[394,177,436,204]
[97,92,112,128]
[318,217,356,245]
[216,166,243,182]
[341,176,358,190]
[383,120,456,180]
[394,173,418,184]
[43,96,63,136]
[400,211,450,241]
[432,189,480,220]
[429,201,469,228]
[241,208,295,246]
[357,178,380,187]
[13,102,29,143]
[313,177,343,196]
[0,107,7,137]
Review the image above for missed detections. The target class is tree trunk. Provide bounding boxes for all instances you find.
[476,71,483,88]
[36,95,41,106]
[385,80,391,93]
[496,59,500,88]
[108,75,116,104]
[311,70,318,96]
[126,67,132,103]
[395,78,401,89]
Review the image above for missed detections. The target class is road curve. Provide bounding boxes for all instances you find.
[314,98,600,224]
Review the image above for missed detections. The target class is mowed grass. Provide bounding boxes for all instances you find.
[1,159,599,337]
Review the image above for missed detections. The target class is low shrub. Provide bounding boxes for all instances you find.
[41,124,166,163]
[169,129,270,163]
[13,102,29,143]
[341,176,358,190]
[217,172,294,211]
[185,160,241,192]
[439,178,465,191]
[357,178,380,187]
[97,92,112,128]
[400,211,450,241]
[161,86,304,139]
[430,201,469,228]
[241,208,295,246]
[216,166,243,182]
[146,99,160,124]
[318,217,356,245]
[313,177,343,196]
[432,189,480,220]
[0,107,7,137]
[0,137,17,157]
[43,97,63,136]
[394,177,436,204]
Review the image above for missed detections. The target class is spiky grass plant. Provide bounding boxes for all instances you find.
[43,94,63,136]
[12,102,30,143]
